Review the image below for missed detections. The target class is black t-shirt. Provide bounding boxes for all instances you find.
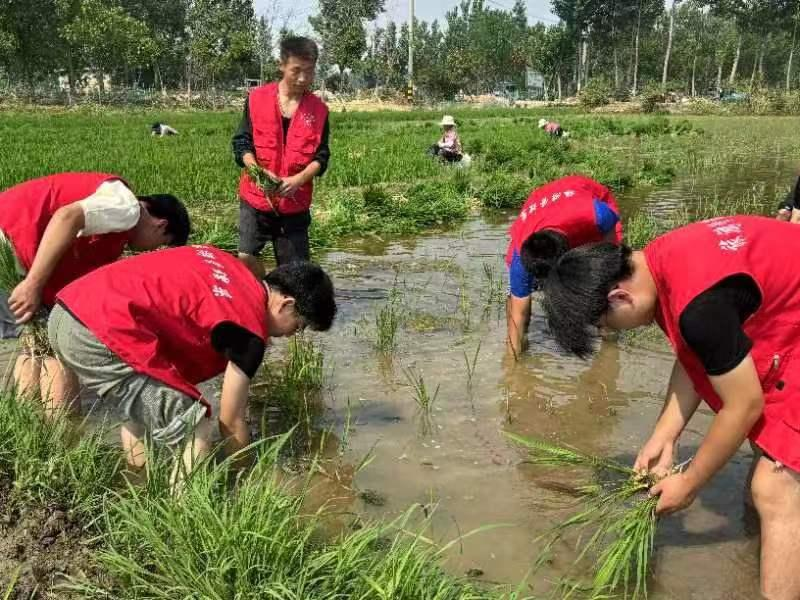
[678,274,762,376]
[210,322,266,379]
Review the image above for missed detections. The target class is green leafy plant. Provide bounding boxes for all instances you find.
[506,433,662,600]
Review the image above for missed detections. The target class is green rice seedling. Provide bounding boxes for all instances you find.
[505,432,661,600]
[481,262,506,318]
[403,365,440,436]
[0,237,51,356]
[245,163,280,195]
[191,217,238,252]
[464,341,482,390]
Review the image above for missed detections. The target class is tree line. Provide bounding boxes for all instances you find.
[1,0,798,99]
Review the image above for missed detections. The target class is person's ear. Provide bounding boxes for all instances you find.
[607,287,633,309]
[279,296,296,313]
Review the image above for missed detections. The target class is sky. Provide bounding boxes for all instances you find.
[254,0,559,34]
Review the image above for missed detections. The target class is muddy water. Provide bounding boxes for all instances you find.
[307,161,797,598]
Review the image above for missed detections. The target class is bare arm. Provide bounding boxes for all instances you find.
[218,361,252,462]
[8,203,85,322]
[506,295,531,358]
[683,355,763,489]
[634,360,702,476]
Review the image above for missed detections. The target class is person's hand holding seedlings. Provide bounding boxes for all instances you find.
[279,173,306,198]
[8,276,42,324]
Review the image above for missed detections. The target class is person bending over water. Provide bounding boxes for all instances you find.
[540,216,800,600]
[505,175,622,356]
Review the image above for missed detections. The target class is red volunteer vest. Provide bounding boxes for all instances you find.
[0,172,131,306]
[645,216,800,471]
[238,83,329,214]
[505,175,622,266]
[56,245,269,414]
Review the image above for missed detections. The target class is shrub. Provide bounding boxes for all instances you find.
[477,173,531,209]
[579,77,613,109]
[639,84,664,114]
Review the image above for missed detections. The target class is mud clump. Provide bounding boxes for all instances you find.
[0,485,99,599]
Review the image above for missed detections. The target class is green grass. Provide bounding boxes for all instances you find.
[0,108,758,255]
[0,386,514,599]
[0,389,121,517]
[506,433,659,600]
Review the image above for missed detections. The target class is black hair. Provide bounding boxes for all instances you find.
[137,194,191,246]
[280,36,319,64]
[151,122,161,130]
[520,229,570,279]
[541,243,633,359]
[265,261,337,331]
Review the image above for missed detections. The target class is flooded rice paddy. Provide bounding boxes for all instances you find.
[298,157,796,597]
[1,153,794,597]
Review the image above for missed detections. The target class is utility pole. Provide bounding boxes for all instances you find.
[407,0,414,102]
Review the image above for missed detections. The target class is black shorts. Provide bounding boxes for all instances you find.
[238,200,311,265]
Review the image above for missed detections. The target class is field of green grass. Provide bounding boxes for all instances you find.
[6,107,794,254]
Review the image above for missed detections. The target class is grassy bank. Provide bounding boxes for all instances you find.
[5,108,792,253]
[0,389,523,599]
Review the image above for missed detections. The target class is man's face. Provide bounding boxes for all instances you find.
[280,56,316,94]
[129,204,171,250]
[268,292,307,337]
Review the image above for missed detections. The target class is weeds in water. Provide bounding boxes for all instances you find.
[506,432,660,600]
[404,365,441,436]
[74,435,496,600]
[256,335,326,452]
[374,292,403,354]
[481,262,506,319]
[404,366,441,415]
[457,273,472,331]
[464,341,482,390]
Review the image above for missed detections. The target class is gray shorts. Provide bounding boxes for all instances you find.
[48,304,207,446]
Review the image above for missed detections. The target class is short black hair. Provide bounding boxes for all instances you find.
[265,261,337,331]
[151,122,161,130]
[138,194,191,246]
[542,243,633,359]
[520,229,570,279]
[280,36,319,63]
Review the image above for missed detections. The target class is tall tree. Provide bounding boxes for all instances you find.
[309,0,385,77]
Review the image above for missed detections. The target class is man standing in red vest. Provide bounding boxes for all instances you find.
[540,216,800,599]
[0,172,190,410]
[232,36,330,277]
[505,175,622,356]
[48,246,336,476]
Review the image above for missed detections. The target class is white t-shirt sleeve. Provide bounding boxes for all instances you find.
[78,180,141,236]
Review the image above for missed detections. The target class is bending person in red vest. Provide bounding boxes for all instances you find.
[0,172,190,410]
[540,216,800,599]
[505,174,622,356]
[48,246,336,477]
[232,36,330,276]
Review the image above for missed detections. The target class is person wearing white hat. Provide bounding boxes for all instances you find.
[428,115,464,163]
[538,118,565,137]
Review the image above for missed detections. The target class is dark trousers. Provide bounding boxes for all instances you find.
[238,200,311,265]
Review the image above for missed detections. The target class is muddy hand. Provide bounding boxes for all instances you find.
[650,471,698,515]
[8,277,42,324]
[633,435,675,479]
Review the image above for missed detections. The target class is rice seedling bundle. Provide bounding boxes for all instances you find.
[0,237,51,357]
[246,163,281,195]
[505,433,661,600]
